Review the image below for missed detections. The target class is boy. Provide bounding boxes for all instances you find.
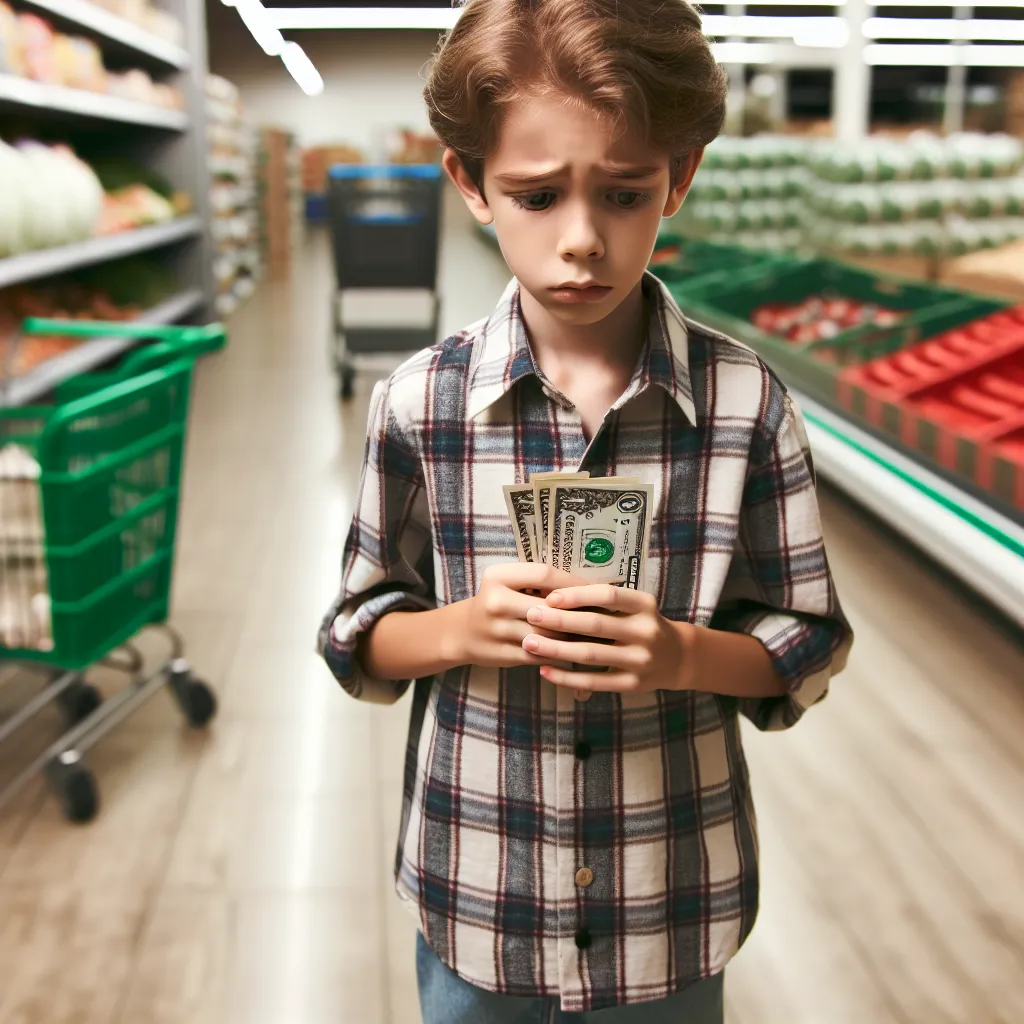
[319,0,853,1019]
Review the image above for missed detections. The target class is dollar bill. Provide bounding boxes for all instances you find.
[547,482,653,591]
[503,484,537,563]
[530,471,590,565]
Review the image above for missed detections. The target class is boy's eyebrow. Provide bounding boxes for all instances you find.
[494,164,663,185]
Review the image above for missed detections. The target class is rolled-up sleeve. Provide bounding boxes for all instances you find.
[711,391,853,731]
[317,378,435,704]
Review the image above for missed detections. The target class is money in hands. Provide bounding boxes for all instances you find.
[503,471,652,591]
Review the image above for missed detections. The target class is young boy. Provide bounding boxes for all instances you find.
[319,0,853,1019]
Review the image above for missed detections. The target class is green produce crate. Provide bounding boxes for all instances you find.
[649,233,795,302]
[680,258,1007,401]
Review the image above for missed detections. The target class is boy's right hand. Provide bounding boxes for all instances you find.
[449,563,585,669]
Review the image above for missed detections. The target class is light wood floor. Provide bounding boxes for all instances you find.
[0,197,1022,1023]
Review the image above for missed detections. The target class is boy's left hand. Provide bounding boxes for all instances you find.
[522,584,694,694]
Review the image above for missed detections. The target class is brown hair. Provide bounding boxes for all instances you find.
[424,0,728,188]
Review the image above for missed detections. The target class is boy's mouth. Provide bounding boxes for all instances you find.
[550,283,613,304]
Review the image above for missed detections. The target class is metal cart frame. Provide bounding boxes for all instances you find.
[0,320,225,823]
[326,164,443,399]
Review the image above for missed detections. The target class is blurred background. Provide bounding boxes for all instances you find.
[0,1,1022,1021]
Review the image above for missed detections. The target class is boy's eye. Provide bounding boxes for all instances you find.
[512,191,556,212]
[611,190,650,209]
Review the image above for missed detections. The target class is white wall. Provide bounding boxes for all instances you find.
[207,9,438,152]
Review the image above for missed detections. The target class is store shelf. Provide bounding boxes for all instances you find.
[0,74,188,129]
[0,218,203,290]
[795,389,1024,630]
[16,0,190,69]
[2,288,205,406]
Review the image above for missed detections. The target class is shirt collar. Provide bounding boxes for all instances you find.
[465,271,697,425]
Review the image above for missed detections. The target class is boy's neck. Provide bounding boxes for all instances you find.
[518,280,647,386]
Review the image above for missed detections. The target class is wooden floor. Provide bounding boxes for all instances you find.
[0,197,1022,1023]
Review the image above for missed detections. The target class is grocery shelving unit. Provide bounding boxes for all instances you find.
[207,74,260,317]
[0,0,213,407]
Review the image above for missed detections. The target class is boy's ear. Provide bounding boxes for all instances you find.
[442,149,494,226]
[662,148,705,219]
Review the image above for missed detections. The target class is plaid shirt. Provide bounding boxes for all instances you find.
[319,273,852,1012]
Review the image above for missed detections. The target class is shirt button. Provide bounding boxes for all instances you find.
[574,928,592,950]
[573,688,592,703]
[575,866,594,888]
[574,740,591,760]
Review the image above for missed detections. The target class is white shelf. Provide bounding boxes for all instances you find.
[795,390,1024,630]
[1,289,205,407]
[16,0,189,69]
[0,218,203,290]
[0,74,188,129]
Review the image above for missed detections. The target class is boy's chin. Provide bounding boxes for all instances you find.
[540,293,621,326]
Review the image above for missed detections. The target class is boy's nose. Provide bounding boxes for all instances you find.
[558,207,604,261]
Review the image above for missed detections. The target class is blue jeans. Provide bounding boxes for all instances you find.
[416,931,725,1024]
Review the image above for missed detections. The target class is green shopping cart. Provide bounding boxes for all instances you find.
[0,319,226,823]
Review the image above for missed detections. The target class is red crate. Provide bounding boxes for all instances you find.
[837,305,1024,511]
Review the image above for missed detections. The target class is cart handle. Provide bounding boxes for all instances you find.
[21,318,227,379]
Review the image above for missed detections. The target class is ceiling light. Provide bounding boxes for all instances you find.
[866,18,1024,42]
[865,43,1024,66]
[236,0,285,55]
[266,7,460,30]
[281,40,324,95]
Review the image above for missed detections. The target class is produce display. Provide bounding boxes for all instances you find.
[0,256,181,374]
[0,1,184,109]
[0,140,187,257]
[751,295,905,344]
[670,132,1024,259]
[838,306,1024,512]
[0,139,103,254]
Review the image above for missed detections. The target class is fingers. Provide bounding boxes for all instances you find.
[484,561,589,594]
[521,634,638,671]
[525,604,629,641]
[546,584,655,614]
[540,665,640,692]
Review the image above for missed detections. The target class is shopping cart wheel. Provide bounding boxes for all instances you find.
[57,678,102,726]
[46,752,99,824]
[169,661,218,728]
[339,365,355,400]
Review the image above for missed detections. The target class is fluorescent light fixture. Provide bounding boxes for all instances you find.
[866,18,1024,42]
[281,40,324,96]
[235,0,285,55]
[865,43,1024,66]
[873,0,1022,5]
[702,15,848,47]
[711,42,782,65]
[266,7,460,30]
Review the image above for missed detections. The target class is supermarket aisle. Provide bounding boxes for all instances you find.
[0,189,1022,1024]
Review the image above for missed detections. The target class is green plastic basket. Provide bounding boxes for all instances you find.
[680,258,1007,400]
[649,233,794,302]
[0,320,226,669]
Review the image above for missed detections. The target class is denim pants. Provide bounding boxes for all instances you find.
[416,931,725,1024]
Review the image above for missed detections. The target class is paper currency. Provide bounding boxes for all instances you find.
[530,471,589,564]
[502,484,537,563]
[547,482,653,591]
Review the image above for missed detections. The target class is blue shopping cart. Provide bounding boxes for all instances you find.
[326,164,443,399]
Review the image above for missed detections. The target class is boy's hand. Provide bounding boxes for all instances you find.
[521,583,694,694]
[451,563,590,670]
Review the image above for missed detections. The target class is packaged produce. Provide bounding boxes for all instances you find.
[0,1,25,76]
[18,13,56,83]
[53,34,106,92]
[750,294,905,344]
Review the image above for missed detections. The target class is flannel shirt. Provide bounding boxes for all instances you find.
[319,272,852,1012]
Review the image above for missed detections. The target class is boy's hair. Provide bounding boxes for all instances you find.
[424,0,728,188]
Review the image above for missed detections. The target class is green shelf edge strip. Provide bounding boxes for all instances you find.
[804,410,1024,561]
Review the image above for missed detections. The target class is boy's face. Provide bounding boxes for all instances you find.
[445,91,701,327]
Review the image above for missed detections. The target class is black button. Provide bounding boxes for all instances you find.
[574,741,592,760]
[575,928,592,950]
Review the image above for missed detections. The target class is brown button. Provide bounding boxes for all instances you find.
[573,688,592,702]
[575,866,594,888]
